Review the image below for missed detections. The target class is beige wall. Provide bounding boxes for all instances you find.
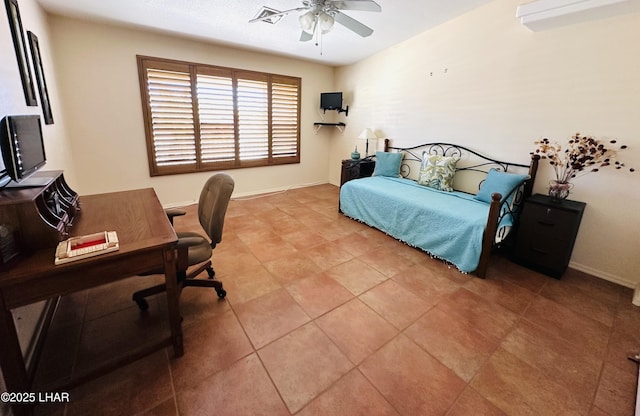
[48,15,335,204]
[332,0,640,287]
[0,0,75,179]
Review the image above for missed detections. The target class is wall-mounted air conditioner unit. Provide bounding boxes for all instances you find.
[516,0,640,31]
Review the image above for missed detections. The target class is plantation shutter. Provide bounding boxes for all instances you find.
[237,74,269,164]
[138,56,301,176]
[140,60,197,175]
[271,77,300,162]
[197,69,236,167]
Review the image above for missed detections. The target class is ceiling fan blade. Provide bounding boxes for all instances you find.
[333,0,381,12]
[300,31,313,42]
[333,11,374,37]
[248,7,306,23]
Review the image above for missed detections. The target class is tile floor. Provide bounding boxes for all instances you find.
[31,184,640,416]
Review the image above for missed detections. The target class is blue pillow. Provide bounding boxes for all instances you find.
[474,169,528,203]
[373,151,402,177]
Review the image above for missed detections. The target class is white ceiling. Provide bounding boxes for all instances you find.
[35,0,496,66]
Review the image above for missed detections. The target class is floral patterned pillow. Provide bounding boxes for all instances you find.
[417,154,459,192]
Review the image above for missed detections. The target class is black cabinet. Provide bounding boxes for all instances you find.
[340,159,375,186]
[513,194,586,278]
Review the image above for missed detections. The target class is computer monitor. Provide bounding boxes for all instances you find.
[0,115,46,186]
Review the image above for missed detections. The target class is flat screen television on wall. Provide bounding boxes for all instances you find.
[0,115,46,187]
[320,92,342,111]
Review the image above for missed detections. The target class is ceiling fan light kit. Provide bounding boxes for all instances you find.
[318,12,335,34]
[298,11,334,35]
[299,10,315,33]
[250,0,381,41]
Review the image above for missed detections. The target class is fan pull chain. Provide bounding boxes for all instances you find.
[313,18,323,56]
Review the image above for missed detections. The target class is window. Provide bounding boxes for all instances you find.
[137,56,301,176]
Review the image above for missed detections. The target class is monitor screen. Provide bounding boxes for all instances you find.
[320,92,342,111]
[0,115,46,183]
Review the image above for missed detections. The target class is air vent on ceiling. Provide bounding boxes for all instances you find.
[252,6,284,24]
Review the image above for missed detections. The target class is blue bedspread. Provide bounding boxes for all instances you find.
[340,176,499,273]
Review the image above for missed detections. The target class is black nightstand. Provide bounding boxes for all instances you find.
[513,194,586,278]
[340,158,375,186]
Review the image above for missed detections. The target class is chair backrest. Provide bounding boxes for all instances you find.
[198,173,235,247]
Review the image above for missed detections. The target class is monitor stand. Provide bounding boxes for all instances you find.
[4,176,55,188]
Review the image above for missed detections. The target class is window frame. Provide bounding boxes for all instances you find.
[137,55,301,177]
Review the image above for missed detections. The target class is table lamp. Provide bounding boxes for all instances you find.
[358,128,377,157]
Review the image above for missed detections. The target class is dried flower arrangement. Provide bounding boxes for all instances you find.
[533,133,635,184]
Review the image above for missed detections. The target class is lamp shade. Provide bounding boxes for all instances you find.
[358,128,377,156]
[358,128,377,140]
[299,11,316,33]
[318,12,334,34]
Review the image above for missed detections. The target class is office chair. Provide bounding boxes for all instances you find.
[132,173,235,311]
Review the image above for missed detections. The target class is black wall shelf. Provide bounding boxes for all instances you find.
[314,122,346,133]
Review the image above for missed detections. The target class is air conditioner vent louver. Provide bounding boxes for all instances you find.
[516,0,640,31]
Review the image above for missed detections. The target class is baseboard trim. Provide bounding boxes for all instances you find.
[163,200,197,209]
[569,261,636,288]
[231,181,329,199]
[163,181,331,209]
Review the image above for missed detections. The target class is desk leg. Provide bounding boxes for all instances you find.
[0,298,31,416]
[163,246,183,357]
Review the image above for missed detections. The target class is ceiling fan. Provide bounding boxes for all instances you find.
[249,0,382,42]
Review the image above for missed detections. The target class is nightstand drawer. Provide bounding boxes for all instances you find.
[521,203,576,237]
[514,238,572,277]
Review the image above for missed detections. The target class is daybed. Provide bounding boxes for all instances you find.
[339,139,539,277]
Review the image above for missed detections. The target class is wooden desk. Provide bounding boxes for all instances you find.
[0,188,181,416]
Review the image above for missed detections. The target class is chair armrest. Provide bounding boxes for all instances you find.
[165,208,186,225]
[176,236,204,249]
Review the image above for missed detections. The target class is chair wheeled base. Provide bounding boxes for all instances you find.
[132,261,226,311]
